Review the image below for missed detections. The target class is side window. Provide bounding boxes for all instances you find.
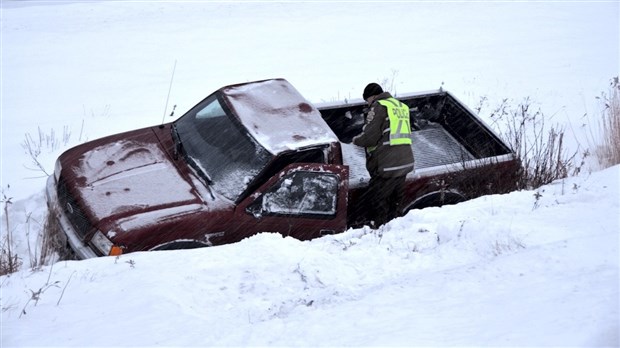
[259,171,339,217]
[195,99,226,119]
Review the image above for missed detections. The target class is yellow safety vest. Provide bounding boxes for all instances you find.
[378,98,412,145]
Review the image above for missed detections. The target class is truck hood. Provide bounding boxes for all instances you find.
[59,127,203,224]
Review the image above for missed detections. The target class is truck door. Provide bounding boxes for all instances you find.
[233,163,349,241]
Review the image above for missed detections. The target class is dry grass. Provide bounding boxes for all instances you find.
[480,77,619,189]
[0,239,22,276]
[594,77,620,168]
[41,207,75,262]
[485,97,581,190]
[1,190,22,276]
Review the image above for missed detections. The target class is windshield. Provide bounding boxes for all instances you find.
[174,94,272,201]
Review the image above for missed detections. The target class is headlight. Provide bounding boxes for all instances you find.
[91,230,123,256]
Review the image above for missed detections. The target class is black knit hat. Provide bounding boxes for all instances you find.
[363,83,383,101]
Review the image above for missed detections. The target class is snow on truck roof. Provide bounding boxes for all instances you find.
[221,79,339,155]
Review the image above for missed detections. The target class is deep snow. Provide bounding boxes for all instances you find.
[2,165,619,346]
[1,1,619,346]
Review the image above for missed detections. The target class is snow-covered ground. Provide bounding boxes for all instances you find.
[2,165,619,346]
[1,1,619,346]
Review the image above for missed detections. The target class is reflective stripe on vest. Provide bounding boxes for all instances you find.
[378,98,412,145]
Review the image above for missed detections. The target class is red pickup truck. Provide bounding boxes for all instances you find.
[46,78,519,259]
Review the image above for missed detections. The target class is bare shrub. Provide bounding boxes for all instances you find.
[378,69,400,96]
[1,188,22,276]
[594,76,620,168]
[21,126,73,177]
[485,97,581,190]
[13,125,80,270]
[22,206,74,270]
[24,212,42,268]
[0,239,22,276]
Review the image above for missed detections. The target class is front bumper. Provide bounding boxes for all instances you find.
[45,175,98,260]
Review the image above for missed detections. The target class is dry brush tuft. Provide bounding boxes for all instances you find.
[594,76,620,168]
[1,188,22,276]
[483,97,583,190]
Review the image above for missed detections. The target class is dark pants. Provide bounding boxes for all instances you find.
[365,175,407,228]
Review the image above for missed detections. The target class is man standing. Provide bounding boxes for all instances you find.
[352,83,415,228]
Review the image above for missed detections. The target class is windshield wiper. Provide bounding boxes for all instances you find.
[185,156,213,186]
[171,124,183,160]
[185,156,216,200]
[171,123,215,200]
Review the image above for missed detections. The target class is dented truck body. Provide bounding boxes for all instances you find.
[46,78,519,259]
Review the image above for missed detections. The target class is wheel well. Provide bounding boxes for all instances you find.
[151,240,210,251]
[403,190,466,213]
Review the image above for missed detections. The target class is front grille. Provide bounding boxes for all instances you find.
[56,177,94,240]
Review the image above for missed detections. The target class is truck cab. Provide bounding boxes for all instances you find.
[46,79,349,258]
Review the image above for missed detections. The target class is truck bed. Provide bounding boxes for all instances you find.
[318,90,513,188]
[341,122,475,188]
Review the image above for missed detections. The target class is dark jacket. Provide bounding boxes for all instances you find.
[352,92,415,178]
